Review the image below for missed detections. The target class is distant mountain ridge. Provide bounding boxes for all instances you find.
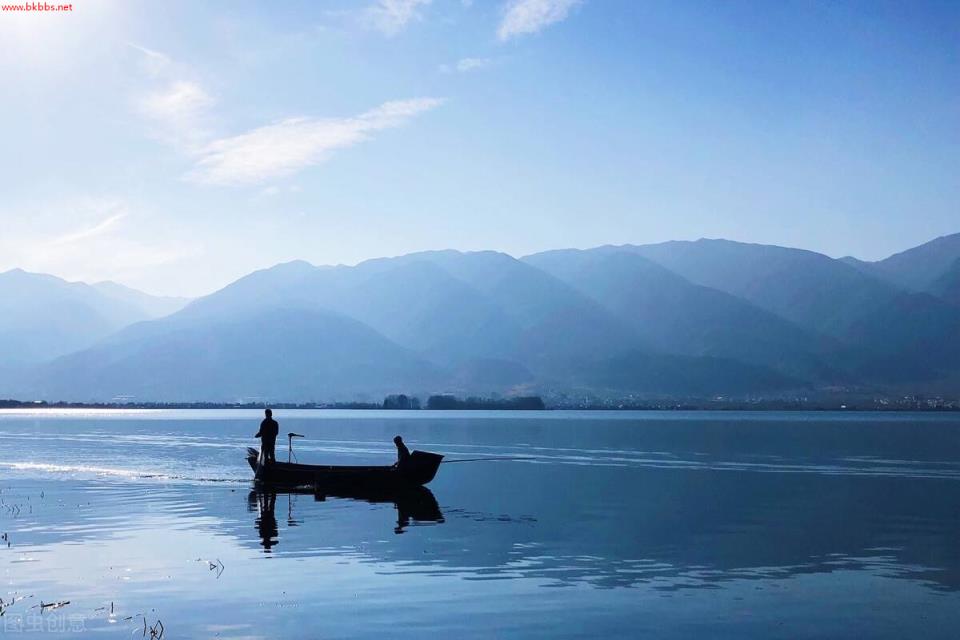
[92,281,190,319]
[27,307,441,402]
[523,248,845,384]
[618,239,960,385]
[0,269,189,364]
[3,232,959,402]
[842,232,960,295]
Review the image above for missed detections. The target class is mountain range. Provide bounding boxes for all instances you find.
[0,269,188,365]
[3,232,960,403]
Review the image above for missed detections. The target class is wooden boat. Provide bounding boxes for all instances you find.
[246,447,443,490]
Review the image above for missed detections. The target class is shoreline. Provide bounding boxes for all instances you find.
[0,400,957,413]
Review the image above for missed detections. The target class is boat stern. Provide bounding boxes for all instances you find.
[407,450,444,486]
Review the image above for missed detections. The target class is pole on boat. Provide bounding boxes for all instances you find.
[441,456,533,463]
[287,432,305,463]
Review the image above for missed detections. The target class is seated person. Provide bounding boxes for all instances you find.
[394,435,410,470]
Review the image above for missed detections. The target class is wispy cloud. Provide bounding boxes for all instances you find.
[440,57,494,73]
[0,198,198,286]
[363,0,432,35]
[48,211,127,247]
[126,43,171,77]
[130,45,215,151]
[498,0,580,41]
[129,46,441,186]
[188,98,444,186]
[138,81,214,145]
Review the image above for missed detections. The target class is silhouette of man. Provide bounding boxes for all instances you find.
[255,491,278,552]
[394,435,410,471]
[255,408,279,464]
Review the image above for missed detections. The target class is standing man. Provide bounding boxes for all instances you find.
[255,408,280,464]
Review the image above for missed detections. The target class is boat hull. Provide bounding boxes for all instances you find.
[246,448,443,490]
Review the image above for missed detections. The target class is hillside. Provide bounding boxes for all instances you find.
[4,233,960,402]
[0,269,181,363]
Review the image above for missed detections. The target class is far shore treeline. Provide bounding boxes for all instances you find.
[1,394,957,412]
[0,394,545,411]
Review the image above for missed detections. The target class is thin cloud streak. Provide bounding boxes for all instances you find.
[363,0,432,35]
[0,198,199,287]
[126,42,171,76]
[188,98,444,186]
[458,57,492,72]
[139,81,214,126]
[128,47,442,186]
[440,57,493,73]
[48,212,127,247]
[498,0,580,41]
[130,45,215,151]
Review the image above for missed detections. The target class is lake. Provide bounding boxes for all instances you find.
[1,409,959,638]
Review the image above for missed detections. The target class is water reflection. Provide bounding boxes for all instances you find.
[251,491,279,552]
[224,460,960,593]
[3,413,960,639]
[248,486,445,551]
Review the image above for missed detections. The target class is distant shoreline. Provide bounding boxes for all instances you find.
[1,399,957,412]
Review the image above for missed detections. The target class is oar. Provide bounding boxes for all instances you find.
[441,456,533,463]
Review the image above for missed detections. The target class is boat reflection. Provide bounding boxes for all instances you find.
[248,486,444,551]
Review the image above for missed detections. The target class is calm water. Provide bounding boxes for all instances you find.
[1,410,959,638]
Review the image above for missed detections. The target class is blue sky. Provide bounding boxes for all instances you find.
[0,0,957,296]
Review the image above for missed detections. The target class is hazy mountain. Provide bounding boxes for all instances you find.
[929,258,960,306]
[174,251,647,381]
[29,307,443,402]
[837,255,873,274]
[401,252,807,393]
[6,233,960,401]
[524,248,844,383]
[628,240,892,335]
[171,259,322,322]
[92,281,190,319]
[449,357,535,389]
[16,251,807,401]
[169,256,532,383]
[572,350,802,396]
[367,251,646,365]
[0,269,162,363]
[309,257,525,363]
[868,232,960,293]
[842,234,960,307]
[627,239,960,384]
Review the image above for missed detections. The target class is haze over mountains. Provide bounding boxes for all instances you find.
[3,233,960,403]
[0,269,189,365]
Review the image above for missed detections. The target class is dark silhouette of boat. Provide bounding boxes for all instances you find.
[247,484,444,547]
[246,447,443,490]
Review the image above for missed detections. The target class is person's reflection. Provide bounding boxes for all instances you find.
[394,489,444,534]
[254,491,279,552]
